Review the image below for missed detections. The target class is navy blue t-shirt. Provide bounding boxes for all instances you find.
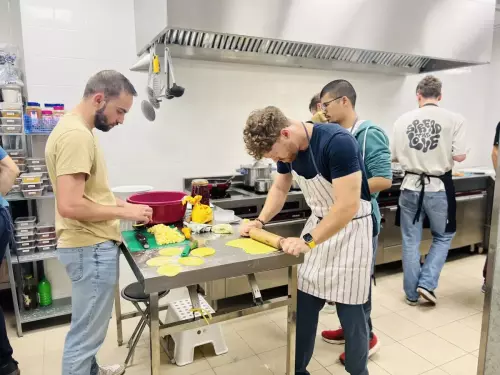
[277,124,371,202]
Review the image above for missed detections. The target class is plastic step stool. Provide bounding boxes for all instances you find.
[165,296,228,366]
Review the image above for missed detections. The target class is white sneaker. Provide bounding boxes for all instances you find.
[98,364,126,375]
[322,302,336,314]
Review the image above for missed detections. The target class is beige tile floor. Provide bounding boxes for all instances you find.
[8,253,488,375]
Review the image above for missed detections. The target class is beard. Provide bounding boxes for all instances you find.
[94,105,114,132]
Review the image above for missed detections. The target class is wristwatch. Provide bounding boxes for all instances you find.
[302,233,316,249]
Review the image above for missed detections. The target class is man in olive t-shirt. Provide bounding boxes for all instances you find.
[45,71,153,375]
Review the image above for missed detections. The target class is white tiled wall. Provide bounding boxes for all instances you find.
[17,0,500,297]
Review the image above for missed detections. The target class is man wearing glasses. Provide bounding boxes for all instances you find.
[319,79,392,365]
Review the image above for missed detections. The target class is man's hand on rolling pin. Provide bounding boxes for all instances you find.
[239,219,263,237]
[281,237,310,257]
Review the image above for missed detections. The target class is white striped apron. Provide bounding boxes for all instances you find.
[293,123,373,305]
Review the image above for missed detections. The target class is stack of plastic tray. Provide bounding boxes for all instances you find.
[36,223,56,251]
[14,217,37,255]
[19,172,45,198]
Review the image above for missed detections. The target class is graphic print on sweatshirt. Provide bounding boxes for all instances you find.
[406,119,441,153]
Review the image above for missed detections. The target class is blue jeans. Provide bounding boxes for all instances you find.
[58,241,119,375]
[399,190,455,301]
[0,207,14,367]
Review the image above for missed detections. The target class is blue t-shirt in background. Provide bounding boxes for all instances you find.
[0,147,9,207]
[277,123,371,202]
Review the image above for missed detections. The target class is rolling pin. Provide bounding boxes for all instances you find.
[249,228,284,250]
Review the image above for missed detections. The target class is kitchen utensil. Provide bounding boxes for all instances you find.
[133,223,150,249]
[181,240,199,257]
[164,47,185,99]
[152,51,162,97]
[254,179,272,193]
[249,228,284,250]
[127,191,188,224]
[141,100,156,122]
[237,163,274,188]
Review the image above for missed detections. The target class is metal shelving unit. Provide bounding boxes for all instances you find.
[1,97,66,336]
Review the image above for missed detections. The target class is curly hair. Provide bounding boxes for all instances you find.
[243,106,289,159]
[416,75,442,98]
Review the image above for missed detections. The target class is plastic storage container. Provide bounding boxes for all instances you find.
[37,232,56,241]
[21,182,42,190]
[16,228,35,236]
[15,216,37,229]
[38,243,56,252]
[15,233,36,242]
[16,239,36,249]
[21,173,43,184]
[0,102,22,110]
[52,106,65,120]
[8,150,25,158]
[11,157,26,165]
[22,188,44,198]
[0,86,20,103]
[36,223,55,233]
[0,110,22,118]
[9,185,21,194]
[37,239,56,247]
[27,165,47,173]
[26,158,44,166]
[17,246,35,256]
[17,164,26,173]
[0,124,22,134]
[0,117,22,125]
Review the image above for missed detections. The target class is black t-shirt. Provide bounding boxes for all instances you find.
[494,122,500,146]
[277,124,371,201]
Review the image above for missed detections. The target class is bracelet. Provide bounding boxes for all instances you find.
[255,218,266,227]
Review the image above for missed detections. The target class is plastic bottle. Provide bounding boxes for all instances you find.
[37,277,52,307]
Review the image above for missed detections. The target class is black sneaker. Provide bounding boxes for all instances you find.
[417,286,437,305]
[405,297,418,306]
[0,359,20,375]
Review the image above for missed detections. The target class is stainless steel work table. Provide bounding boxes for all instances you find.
[117,227,303,375]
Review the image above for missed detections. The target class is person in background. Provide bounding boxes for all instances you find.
[485,122,500,292]
[391,75,467,306]
[241,106,374,375]
[320,79,391,364]
[0,149,19,375]
[45,70,153,375]
[309,93,328,123]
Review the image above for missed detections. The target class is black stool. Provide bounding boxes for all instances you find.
[120,282,169,366]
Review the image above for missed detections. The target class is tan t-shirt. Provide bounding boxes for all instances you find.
[45,113,120,248]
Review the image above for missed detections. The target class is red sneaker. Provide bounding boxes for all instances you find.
[339,334,381,365]
[321,328,345,344]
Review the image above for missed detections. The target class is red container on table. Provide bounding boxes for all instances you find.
[127,191,187,224]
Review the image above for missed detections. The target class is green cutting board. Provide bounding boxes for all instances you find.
[122,229,190,253]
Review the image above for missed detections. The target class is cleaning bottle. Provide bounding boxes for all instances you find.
[38,277,52,307]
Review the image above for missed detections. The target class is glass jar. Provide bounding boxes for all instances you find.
[52,106,65,122]
[26,102,41,121]
[22,275,38,310]
[191,179,210,206]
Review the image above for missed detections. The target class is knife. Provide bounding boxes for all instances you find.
[135,232,150,249]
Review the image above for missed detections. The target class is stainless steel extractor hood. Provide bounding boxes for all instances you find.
[133,0,496,75]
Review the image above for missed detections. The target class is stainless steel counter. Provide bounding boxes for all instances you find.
[118,225,303,375]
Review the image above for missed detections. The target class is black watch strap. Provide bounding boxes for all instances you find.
[256,218,266,227]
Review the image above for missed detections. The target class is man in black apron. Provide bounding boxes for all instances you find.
[241,106,374,375]
[391,75,467,306]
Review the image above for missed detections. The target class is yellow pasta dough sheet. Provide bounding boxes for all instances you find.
[190,247,216,257]
[178,256,205,266]
[225,238,277,255]
[159,247,183,256]
[157,264,182,277]
[146,256,174,267]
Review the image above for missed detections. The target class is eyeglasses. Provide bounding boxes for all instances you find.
[321,96,344,111]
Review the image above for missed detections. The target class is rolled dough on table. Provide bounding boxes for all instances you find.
[178,256,205,266]
[190,247,216,257]
[157,264,182,277]
[225,238,277,254]
[159,247,183,256]
[146,256,174,267]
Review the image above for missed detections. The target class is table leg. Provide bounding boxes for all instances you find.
[149,292,160,375]
[286,265,298,375]
[114,284,123,346]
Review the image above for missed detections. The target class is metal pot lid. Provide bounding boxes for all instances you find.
[240,164,272,169]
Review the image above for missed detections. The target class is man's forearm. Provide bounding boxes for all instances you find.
[59,197,126,222]
[0,169,18,196]
[258,184,288,223]
[310,201,359,244]
[368,177,392,194]
[116,197,126,207]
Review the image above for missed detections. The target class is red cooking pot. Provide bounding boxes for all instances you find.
[127,191,187,224]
